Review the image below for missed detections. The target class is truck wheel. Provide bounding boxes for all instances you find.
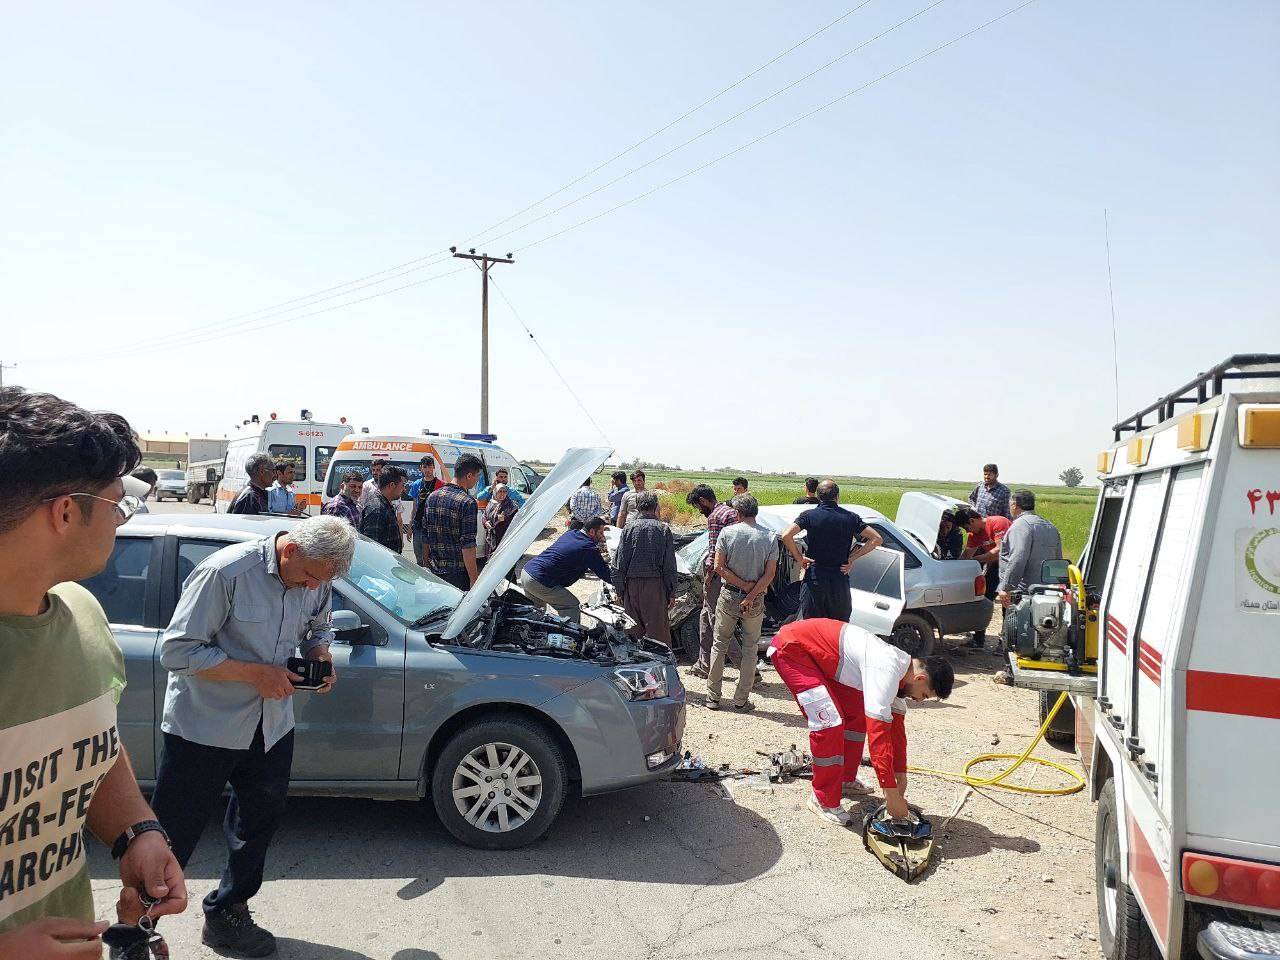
[1039,690,1075,747]
[430,716,567,850]
[889,613,935,658]
[1096,779,1157,960]
[186,487,199,504]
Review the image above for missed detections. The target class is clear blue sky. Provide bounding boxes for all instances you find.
[2,1,1276,483]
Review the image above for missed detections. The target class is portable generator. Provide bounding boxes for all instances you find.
[1002,563,1099,675]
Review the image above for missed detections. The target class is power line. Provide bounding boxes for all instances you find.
[54,4,879,364]
[460,0,881,248]
[487,274,612,446]
[515,0,1041,255]
[82,265,471,362]
[474,0,951,252]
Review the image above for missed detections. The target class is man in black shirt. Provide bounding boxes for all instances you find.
[227,453,274,515]
[781,480,883,622]
[792,476,820,505]
[359,465,408,553]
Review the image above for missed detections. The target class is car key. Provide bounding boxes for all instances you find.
[104,892,169,959]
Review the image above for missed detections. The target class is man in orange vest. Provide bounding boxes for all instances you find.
[768,618,954,826]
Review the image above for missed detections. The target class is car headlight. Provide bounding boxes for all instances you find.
[611,665,668,701]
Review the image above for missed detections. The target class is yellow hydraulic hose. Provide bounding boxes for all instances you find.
[907,691,1085,796]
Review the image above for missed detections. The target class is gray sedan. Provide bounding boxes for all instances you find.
[81,449,685,849]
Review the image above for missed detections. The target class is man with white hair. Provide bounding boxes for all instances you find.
[150,515,355,957]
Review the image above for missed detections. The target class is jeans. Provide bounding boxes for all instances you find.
[797,575,852,622]
[707,587,762,706]
[411,528,426,565]
[150,725,294,914]
[518,568,581,623]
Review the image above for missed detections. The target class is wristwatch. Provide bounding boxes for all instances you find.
[111,820,170,860]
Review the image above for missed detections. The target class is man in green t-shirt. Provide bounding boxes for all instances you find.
[0,388,188,958]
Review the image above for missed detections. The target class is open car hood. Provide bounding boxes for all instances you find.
[442,446,612,640]
[895,491,967,554]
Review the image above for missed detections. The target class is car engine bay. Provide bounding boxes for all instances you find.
[447,588,674,665]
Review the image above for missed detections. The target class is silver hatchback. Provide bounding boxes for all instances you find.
[80,448,685,849]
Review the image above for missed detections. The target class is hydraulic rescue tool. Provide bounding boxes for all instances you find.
[862,803,935,882]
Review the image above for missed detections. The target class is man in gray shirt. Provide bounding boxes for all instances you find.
[997,489,1064,606]
[611,490,677,648]
[708,494,777,711]
[150,516,355,958]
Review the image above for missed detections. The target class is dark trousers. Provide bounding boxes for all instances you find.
[797,576,853,623]
[150,725,294,914]
[973,561,1000,642]
[435,566,470,590]
[621,576,672,646]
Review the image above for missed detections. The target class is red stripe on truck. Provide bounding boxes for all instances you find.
[1127,814,1169,949]
[1138,643,1163,686]
[1187,671,1280,720]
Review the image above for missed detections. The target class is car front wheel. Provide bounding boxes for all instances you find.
[430,716,567,850]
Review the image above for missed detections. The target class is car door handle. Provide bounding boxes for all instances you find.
[874,601,890,610]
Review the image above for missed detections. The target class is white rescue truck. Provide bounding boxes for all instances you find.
[1012,354,1280,960]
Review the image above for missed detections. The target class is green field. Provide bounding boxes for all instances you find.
[584,468,1096,560]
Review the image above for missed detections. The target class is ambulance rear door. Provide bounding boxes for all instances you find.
[1099,471,1165,737]
[847,546,907,636]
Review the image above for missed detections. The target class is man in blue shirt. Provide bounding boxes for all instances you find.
[266,461,302,515]
[517,517,612,622]
[780,480,883,622]
[408,456,446,564]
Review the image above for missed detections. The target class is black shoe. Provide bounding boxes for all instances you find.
[202,903,277,958]
[968,633,986,649]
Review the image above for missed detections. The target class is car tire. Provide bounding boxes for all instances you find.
[888,612,935,658]
[1039,690,1075,747]
[430,716,567,850]
[1095,779,1157,960]
[674,614,700,663]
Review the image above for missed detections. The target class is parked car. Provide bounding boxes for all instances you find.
[152,469,187,502]
[603,495,991,658]
[79,447,685,850]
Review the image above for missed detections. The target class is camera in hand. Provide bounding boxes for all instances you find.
[286,657,332,690]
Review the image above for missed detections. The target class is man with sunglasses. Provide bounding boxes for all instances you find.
[0,387,188,958]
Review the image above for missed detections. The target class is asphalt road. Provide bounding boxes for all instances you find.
[92,499,1100,959]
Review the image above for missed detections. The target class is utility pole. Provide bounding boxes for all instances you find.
[451,247,514,435]
[0,360,16,388]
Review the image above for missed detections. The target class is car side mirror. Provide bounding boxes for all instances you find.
[330,609,375,645]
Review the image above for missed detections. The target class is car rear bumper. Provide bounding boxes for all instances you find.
[927,597,994,636]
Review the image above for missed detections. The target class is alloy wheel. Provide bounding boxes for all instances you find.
[450,741,544,833]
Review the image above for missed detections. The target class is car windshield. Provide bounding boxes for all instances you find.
[159,470,184,479]
[343,536,462,625]
[675,532,707,575]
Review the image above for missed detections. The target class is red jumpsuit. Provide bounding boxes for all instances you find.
[770,618,909,808]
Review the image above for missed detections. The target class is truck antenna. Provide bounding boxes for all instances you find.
[1104,209,1121,423]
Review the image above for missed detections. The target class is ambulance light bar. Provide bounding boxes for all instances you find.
[1183,851,1280,911]
[1126,437,1151,467]
[1176,411,1215,452]
[1097,450,1115,474]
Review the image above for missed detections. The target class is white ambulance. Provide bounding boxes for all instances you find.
[1022,355,1280,959]
[214,413,354,514]
[320,433,534,551]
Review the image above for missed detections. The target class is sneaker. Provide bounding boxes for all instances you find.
[202,903,277,958]
[733,699,755,713]
[753,670,765,685]
[806,795,853,827]
[705,698,721,710]
[689,664,709,679]
[841,779,871,799]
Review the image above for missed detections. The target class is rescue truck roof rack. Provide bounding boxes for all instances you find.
[1112,352,1280,441]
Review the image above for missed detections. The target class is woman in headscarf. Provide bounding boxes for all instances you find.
[484,483,518,555]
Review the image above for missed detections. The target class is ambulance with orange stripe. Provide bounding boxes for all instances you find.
[214,412,354,515]
[320,433,534,550]
[1052,354,1280,959]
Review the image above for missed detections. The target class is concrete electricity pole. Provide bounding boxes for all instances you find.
[451,247,513,435]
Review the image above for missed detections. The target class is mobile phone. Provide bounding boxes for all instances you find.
[286,657,332,691]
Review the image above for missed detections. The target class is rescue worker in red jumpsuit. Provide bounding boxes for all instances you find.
[769,618,954,826]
